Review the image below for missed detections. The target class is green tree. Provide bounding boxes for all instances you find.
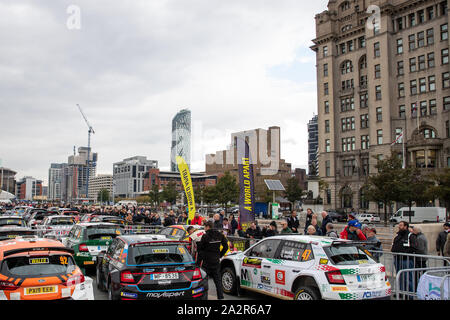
[161,182,178,205]
[363,154,404,225]
[428,168,450,213]
[284,177,303,210]
[97,189,110,204]
[399,167,434,223]
[148,184,161,207]
[203,186,218,211]
[194,186,204,205]
[215,172,239,211]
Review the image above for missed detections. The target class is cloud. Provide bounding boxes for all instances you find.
[0,0,327,184]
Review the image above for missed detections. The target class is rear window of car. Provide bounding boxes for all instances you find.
[5,254,77,276]
[49,218,75,226]
[323,245,377,266]
[86,227,121,240]
[127,244,192,265]
[0,219,25,227]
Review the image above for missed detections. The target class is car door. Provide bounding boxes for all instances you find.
[272,240,316,298]
[240,239,282,295]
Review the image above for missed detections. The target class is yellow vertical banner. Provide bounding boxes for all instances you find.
[176,156,196,222]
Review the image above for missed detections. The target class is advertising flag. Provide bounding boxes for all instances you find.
[237,139,255,232]
[176,156,196,222]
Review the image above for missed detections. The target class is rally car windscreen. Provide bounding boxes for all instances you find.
[4,255,77,276]
[0,219,25,227]
[128,244,193,265]
[49,218,75,226]
[86,227,120,240]
[323,245,377,266]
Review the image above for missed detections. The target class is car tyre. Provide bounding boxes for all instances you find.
[108,280,118,300]
[294,286,321,301]
[96,263,105,292]
[221,267,237,295]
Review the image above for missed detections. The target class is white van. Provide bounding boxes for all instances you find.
[115,200,137,207]
[390,207,447,223]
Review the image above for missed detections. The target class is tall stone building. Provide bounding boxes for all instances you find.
[205,126,292,201]
[311,0,450,212]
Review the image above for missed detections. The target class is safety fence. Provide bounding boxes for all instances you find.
[367,249,450,300]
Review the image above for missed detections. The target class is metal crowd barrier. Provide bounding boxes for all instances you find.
[395,267,450,300]
[121,225,164,235]
[440,273,450,300]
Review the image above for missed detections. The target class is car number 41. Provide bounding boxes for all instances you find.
[221,305,272,315]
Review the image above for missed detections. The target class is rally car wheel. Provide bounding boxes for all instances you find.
[108,281,118,300]
[294,287,320,301]
[221,267,237,295]
[96,267,105,291]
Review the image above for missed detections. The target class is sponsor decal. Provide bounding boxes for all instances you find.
[275,270,285,285]
[146,291,185,299]
[261,272,271,285]
[315,265,339,272]
[266,258,283,264]
[152,248,169,254]
[253,268,258,275]
[340,269,358,275]
[192,287,204,294]
[121,292,138,299]
[242,257,262,268]
[240,279,252,287]
[275,288,293,298]
[339,293,358,300]
[331,286,348,292]
[29,258,49,265]
[362,291,382,299]
[319,258,329,265]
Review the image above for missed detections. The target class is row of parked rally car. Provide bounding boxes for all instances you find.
[0,208,392,301]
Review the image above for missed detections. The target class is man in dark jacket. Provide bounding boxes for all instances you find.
[287,211,300,233]
[320,211,333,236]
[391,221,418,297]
[304,208,313,234]
[197,221,229,300]
[436,223,450,256]
[245,222,263,239]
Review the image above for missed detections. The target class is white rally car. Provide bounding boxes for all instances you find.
[220,235,391,300]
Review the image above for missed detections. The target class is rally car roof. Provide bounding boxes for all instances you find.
[119,234,181,245]
[0,237,73,259]
[267,234,351,246]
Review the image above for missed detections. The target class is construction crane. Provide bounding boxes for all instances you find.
[76,104,95,201]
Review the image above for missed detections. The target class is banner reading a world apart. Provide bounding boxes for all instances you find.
[176,156,196,222]
[237,138,255,232]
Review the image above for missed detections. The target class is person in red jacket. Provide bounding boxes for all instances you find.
[340,220,367,241]
[190,212,204,226]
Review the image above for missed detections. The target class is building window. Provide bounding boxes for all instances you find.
[418,10,425,24]
[359,55,367,69]
[395,128,403,144]
[324,101,330,114]
[428,52,435,68]
[411,103,418,118]
[348,40,354,52]
[360,75,368,88]
[397,39,403,54]
[423,128,436,139]
[410,79,417,95]
[444,96,450,110]
[341,60,353,74]
[376,107,383,121]
[341,79,354,91]
[442,1,448,15]
[427,28,434,45]
[418,55,426,70]
[427,6,435,20]
[399,105,406,119]
[360,114,369,129]
[341,117,355,131]
[410,57,417,72]
[375,85,382,100]
[324,83,329,95]
[343,159,356,177]
[325,139,330,152]
[443,72,450,88]
[446,120,450,138]
[429,75,436,91]
[361,135,370,150]
[323,46,328,57]
[409,13,416,27]
[377,129,383,145]
[325,160,331,177]
[398,82,405,97]
[360,92,368,108]
[429,99,437,115]
[397,61,404,75]
[417,31,425,47]
[419,77,427,93]
[397,18,404,31]
[359,36,366,48]
[374,42,380,57]
[341,137,355,152]
[362,158,370,176]
[340,43,347,54]
[420,101,427,116]
[323,63,328,77]
[442,48,449,65]
[375,64,381,78]
[409,34,416,50]
[341,97,355,112]
[441,24,448,41]
[325,120,330,133]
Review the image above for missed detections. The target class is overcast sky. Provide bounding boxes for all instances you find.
[0,0,328,185]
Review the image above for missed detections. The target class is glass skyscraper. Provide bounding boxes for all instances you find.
[171,109,191,172]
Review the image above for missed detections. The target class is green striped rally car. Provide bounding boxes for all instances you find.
[62,223,122,269]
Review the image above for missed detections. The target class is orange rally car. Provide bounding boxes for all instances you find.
[0,237,94,300]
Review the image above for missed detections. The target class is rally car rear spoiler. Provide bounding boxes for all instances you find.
[3,246,75,258]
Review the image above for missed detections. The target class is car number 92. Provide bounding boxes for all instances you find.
[221,305,272,316]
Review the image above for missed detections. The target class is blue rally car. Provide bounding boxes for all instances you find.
[96,234,208,300]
